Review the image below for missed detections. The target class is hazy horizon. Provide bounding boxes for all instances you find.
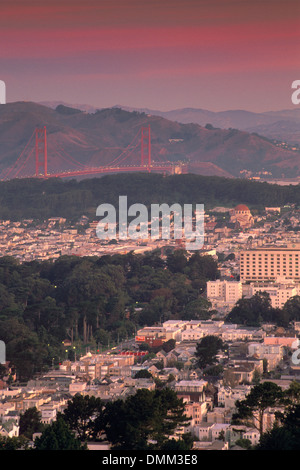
[1,0,300,113]
[4,99,300,115]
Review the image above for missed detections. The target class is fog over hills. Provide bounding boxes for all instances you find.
[1,101,300,179]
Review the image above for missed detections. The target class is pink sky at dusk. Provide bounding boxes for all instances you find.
[1,0,299,112]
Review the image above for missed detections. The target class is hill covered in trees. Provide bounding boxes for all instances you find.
[0,250,218,381]
[0,173,299,221]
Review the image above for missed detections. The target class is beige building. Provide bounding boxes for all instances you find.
[240,246,300,282]
[184,401,210,426]
[245,281,299,308]
[248,342,284,371]
[207,279,242,308]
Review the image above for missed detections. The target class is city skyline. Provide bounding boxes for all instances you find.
[1,0,300,113]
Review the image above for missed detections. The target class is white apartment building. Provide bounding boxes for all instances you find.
[217,385,251,409]
[242,429,260,446]
[211,423,231,441]
[40,405,57,424]
[221,327,257,342]
[248,342,284,356]
[240,246,300,282]
[69,382,87,395]
[175,380,208,395]
[177,321,262,343]
[207,280,242,306]
[248,342,284,371]
[181,329,206,342]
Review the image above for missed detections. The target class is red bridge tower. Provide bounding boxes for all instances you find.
[35,126,47,177]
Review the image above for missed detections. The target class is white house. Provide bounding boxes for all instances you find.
[0,422,19,438]
[40,405,57,425]
[218,385,251,410]
[242,428,260,446]
[211,423,231,441]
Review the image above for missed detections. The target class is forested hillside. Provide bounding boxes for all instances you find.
[0,173,299,221]
[0,250,218,381]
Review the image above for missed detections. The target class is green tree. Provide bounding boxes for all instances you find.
[226,292,274,327]
[103,388,191,450]
[59,394,104,441]
[234,438,252,450]
[166,250,188,273]
[134,369,152,379]
[34,416,87,450]
[232,381,285,436]
[256,425,295,450]
[182,298,211,321]
[0,435,30,450]
[282,295,300,324]
[195,335,224,369]
[160,433,194,450]
[186,253,219,282]
[162,338,176,353]
[19,407,44,440]
[0,317,50,380]
[285,381,300,404]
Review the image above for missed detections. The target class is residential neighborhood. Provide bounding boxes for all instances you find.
[1,312,300,449]
[2,201,300,450]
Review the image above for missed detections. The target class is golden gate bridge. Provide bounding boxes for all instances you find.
[0,126,188,181]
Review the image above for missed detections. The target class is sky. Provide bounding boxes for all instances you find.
[1,0,300,112]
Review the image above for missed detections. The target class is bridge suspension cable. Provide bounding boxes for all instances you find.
[0,124,184,180]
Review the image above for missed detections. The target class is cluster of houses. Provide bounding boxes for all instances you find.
[1,318,299,449]
[0,217,163,262]
[1,203,300,263]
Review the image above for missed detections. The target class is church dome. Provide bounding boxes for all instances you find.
[235,204,250,212]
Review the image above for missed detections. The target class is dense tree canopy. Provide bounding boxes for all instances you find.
[0,246,299,381]
[102,388,191,450]
[59,394,104,441]
[0,173,299,221]
[19,407,44,440]
[226,291,300,328]
[33,416,87,450]
[226,292,274,327]
[195,335,225,369]
[0,251,217,380]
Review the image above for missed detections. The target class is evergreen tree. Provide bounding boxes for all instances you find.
[34,416,87,450]
[232,382,285,436]
[19,407,44,440]
[195,335,224,369]
[59,394,104,441]
[103,388,191,450]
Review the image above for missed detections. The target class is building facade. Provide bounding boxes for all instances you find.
[240,247,300,282]
[207,279,242,308]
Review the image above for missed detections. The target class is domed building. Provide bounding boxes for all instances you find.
[229,204,254,229]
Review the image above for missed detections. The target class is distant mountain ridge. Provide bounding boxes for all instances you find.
[40,101,300,146]
[0,101,299,179]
